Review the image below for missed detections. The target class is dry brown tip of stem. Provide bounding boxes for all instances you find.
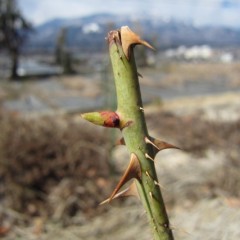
[107,29,120,46]
[120,26,155,60]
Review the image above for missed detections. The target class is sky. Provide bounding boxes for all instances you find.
[18,0,240,28]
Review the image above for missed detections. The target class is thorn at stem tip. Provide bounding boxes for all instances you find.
[120,26,155,60]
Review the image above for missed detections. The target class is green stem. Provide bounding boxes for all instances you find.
[108,29,174,240]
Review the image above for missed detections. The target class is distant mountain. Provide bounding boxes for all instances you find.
[25,13,240,53]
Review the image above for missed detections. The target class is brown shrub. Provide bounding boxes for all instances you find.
[148,111,240,155]
[0,110,113,224]
[147,111,240,198]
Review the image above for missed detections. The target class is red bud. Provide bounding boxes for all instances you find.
[100,111,120,128]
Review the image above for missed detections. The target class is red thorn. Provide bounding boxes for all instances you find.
[108,153,141,202]
[99,181,139,205]
[145,136,180,152]
[120,26,155,60]
[115,137,125,146]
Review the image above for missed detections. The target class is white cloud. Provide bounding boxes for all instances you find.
[18,0,240,27]
[19,0,93,24]
[19,0,141,25]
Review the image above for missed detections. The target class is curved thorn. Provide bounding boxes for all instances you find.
[153,138,180,151]
[108,153,141,202]
[120,26,154,60]
[145,136,180,152]
[99,181,139,205]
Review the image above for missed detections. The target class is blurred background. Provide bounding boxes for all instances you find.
[0,0,240,239]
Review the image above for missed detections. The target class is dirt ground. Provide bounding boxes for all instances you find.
[0,62,240,239]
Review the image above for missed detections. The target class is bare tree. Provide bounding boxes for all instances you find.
[0,0,32,79]
[55,27,74,74]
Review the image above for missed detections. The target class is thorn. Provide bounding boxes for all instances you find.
[99,198,110,206]
[120,26,155,60]
[146,171,150,178]
[168,224,191,235]
[149,191,153,199]
[115,137,125,146]
[153,138,180,151]
[107,153,141,202]
[138,72,143,78]
[154,180,166,190]
[120,120,133,130]
[99,181,139,205]
[150,192,159,202]
[145,136,159,149]
[145,153,154,162]
[163,223,169,229]
[145,136,180,152]
[145,171,153,179]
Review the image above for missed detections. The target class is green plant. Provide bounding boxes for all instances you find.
[82,26,178,240]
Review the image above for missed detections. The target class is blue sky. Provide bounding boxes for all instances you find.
[19,0,240,28]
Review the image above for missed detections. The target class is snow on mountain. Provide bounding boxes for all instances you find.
[25,13,240,53]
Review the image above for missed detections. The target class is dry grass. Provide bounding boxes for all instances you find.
[0,110,116,228]
[1,57,240,239]
[147,111,240,199]
[155,62,240,87]
[0,93,240,239]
